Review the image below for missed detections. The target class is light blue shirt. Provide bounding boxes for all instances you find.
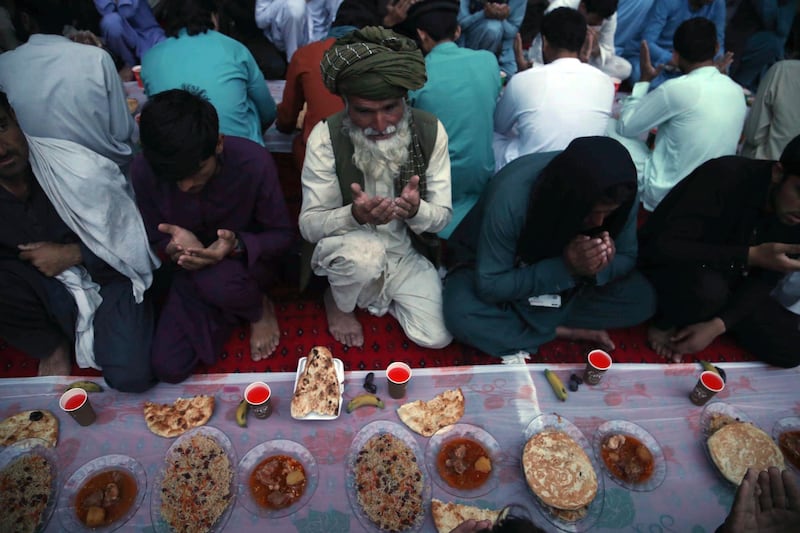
[408,42,501,239]
[640,0,726,67]
[616,66,747,210]
[141,29,276,146]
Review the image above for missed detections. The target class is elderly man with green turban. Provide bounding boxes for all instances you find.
[299,26,454,350]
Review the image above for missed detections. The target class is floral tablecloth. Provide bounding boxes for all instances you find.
[1,361,797,532]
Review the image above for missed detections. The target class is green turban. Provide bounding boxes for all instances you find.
[321,26,427,100]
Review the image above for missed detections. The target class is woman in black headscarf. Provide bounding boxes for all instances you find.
[443,136,656,358]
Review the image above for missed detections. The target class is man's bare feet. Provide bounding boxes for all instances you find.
[250,296,281,362]
[38,343,72,376]
[555,326,616,351]
[324,288,364,347]
[647,325,682,362]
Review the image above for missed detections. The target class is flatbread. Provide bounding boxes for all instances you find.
[0,410,58,448]
[143,395,214,438]
[432,499,500,533]
[397,388,464,437]
[290,346,340,417]
[707,422,785,484]
[522,430,597,512]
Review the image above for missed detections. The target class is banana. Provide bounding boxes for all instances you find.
[544,369,568,401]
[699,360,727,382]
[346,393,385,413]
[65,380,104,393]
[235,399,249,428]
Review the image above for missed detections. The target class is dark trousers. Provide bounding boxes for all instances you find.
[0,259,155,391]
[645,265,800,368]
[150,259,270,384]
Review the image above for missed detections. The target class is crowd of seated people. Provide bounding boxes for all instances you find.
[1,0,800,393]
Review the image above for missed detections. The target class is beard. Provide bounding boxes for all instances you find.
[343,106,412,189]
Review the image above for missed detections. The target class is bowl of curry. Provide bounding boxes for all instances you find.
[425,423,500,498]
[238,439,318,518]
[593,420,666,492]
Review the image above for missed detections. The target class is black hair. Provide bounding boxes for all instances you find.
[157,0,216,37]
[477,504,546,533]
[779,134,800,177]
[12,0,71,41]
[541,7,587,53]
[673,17,717,63]
[582,0,618,19]
[139,89,219,182]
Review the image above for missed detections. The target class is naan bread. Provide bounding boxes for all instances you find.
[523,430,597,512]
[0,410,58,448]
[397,388,464,437]
[290,346,340,418]
[432,499,501,533]
[707,422,785,484]
[143,395,214,438]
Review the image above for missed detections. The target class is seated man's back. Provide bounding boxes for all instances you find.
[0,8,135,169]
[494,7,614,169]
[612,17,746,211]
[407,0,502,239]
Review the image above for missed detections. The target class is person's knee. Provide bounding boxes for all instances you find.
[152,356,194,384]
[689,270,729,316]
[103,362,155,392]
[405,322,452,349]
[99,12,125,37]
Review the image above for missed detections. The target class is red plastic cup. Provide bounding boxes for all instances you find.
[132,65,143,88]
[387,362,412,399]
[59,388,96,426]
[583,349,613,385]
[610,76,622,93]
[244,381,272,419]
[690,371,725,406]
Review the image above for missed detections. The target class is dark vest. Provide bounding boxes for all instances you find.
[299,108,442,291]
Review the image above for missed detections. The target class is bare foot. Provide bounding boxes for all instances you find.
[250,296,281,361]
[324,288,363,347]
[555,326,616,351]
[647,325,683,362]
[38,343,72,376]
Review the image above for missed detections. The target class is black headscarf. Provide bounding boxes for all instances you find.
[516,136,638,265]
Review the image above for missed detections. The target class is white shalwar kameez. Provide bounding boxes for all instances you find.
[299,120,454,349]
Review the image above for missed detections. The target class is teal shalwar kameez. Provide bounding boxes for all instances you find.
[443,148,655,357]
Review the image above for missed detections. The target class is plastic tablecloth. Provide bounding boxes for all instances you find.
[1,362,798,532]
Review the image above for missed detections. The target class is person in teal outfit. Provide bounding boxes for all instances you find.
[458,0,527,76]
[407,0,501,239]
[141,0,276,147]
[443,136,656,357]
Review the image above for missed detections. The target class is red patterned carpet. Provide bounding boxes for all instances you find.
[0,294,756,379]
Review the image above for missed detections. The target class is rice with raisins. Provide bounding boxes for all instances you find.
[160,434,232,533]
[354,433,424,531]
[0,454,53,533]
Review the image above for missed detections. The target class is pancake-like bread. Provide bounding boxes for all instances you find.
[523,430,597,511]
[707,422,785,484]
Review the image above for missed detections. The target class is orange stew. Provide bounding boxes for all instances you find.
[249,455,306,510]
[600,434,655,484]
[779,430,800,470]
[75,469,137,528]
[436,438,492,490]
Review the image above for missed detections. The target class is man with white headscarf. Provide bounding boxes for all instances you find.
[300,26,453,350]
[0,92,159,391]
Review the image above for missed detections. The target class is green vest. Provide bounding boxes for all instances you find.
[299,108,442,291]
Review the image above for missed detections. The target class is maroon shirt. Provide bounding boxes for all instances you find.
[131,136,295,270]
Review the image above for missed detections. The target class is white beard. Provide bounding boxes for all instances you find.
[343,107,412,189]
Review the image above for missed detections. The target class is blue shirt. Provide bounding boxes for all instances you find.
[639,0,726,67]
[141,29,276,146]
[409,42,501,239]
